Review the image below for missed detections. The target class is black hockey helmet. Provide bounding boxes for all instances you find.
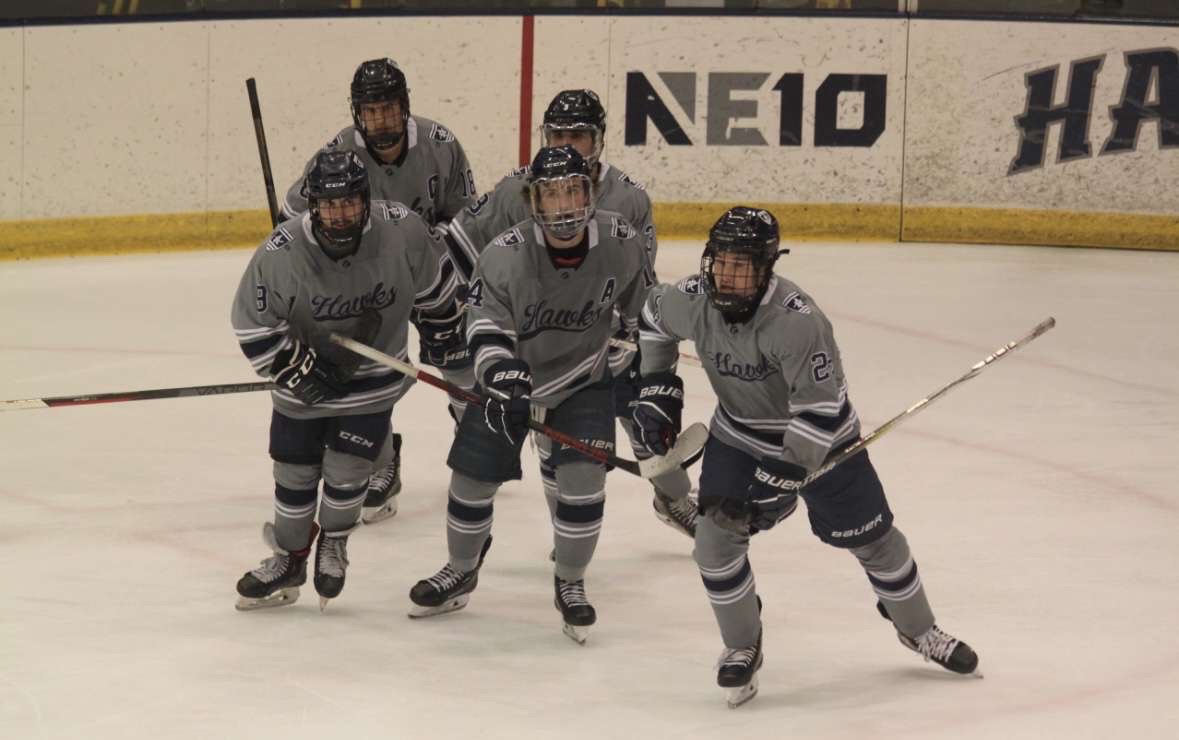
[528,145,596,241]
[303,150,371,260]
[542,89,606,168]
[701,206,788,323]
[350,58,410,149]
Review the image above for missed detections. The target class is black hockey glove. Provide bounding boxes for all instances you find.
[483,359,532,445]
[414,309,472,370]
[744,457,804,533]
[632,371,683,456]
[270,339,347,406]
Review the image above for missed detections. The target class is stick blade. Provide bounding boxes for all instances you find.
[638,422,709,479]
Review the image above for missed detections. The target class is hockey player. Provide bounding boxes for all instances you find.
[636,207,980,706]
[231,150,464,611]
[282,58,476,525]
[445,88,697,540]
[408,146,653,644]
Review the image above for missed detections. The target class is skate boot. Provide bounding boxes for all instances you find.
[716,631,763,708]
[362,433,402,524]
[408,536,492,618]
[653,489,699,538]
[313,524,358,611]
[235,522,318,611]
[876,601,981,677]
[554,576,597,645]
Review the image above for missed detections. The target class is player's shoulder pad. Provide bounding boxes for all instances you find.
[778,289,813,315]
[607,213,638,241]
[263,224,296,253]
[323,128,352,151]
[428,122,455,143]
[675,273,707,296]
[489,226,526,249]
[615,168,648,192]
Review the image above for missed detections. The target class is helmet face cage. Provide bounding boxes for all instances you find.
[350,59,410,149]
[530,173,595,241]
[541,90,606,167]
[700,207,781,321]
[541,122,604,168]
[304,153,371,259]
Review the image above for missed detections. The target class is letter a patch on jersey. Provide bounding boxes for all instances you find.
[599,276,616,304]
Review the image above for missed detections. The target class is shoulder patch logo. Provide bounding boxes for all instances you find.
[265,227,293,251]
[611,217,636,240]
[617,171,647,191]
[493,228,524,248]
[508,165,529,178]
[429,123,455,143]
[376,201,410,222]
[782,291,811,314]
[677,275,705,295]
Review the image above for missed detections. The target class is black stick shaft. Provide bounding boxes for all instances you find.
[246,78,280,228]
[3,382,274,411]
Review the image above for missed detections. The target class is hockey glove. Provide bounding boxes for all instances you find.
[744,457,804,533]
[482,359,532,445]
[632,371,683,456]
[414,309,472,370]
[270,339,347,406]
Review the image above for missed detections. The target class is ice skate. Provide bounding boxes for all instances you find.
[362,433,402,524]
[312,524,357,611]
[652,489,698,538]
[716,631,763,708]
[554,576,596,645]
[877,601,982,677]
[409,536,492,618]
[235,522,318,611]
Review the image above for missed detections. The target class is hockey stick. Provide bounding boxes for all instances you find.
[329,333,707,479]
[246,78,280,228]
[715,317,1057,531]
[1,381,274,412]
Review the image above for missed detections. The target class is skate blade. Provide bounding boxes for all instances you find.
[562,622,591,645]
[408,594,470,618]
[318,596,334,612]
[725,677,759,708]
[235,587,300,611]
[362,502,398,524]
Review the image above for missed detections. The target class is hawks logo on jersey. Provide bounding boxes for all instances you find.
[375,201,411,222]
[265,227,294,252]
[782,291,811,314]
[492,228,525,248]
[429,123,455,143]
[611,217,636,240]
[677,275,705,295]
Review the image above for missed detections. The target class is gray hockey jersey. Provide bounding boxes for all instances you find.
[232,201,460,420]
[639,275,861,472]
[282,116,476,227]
[466,210,653,409]
[444,161,656,281]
